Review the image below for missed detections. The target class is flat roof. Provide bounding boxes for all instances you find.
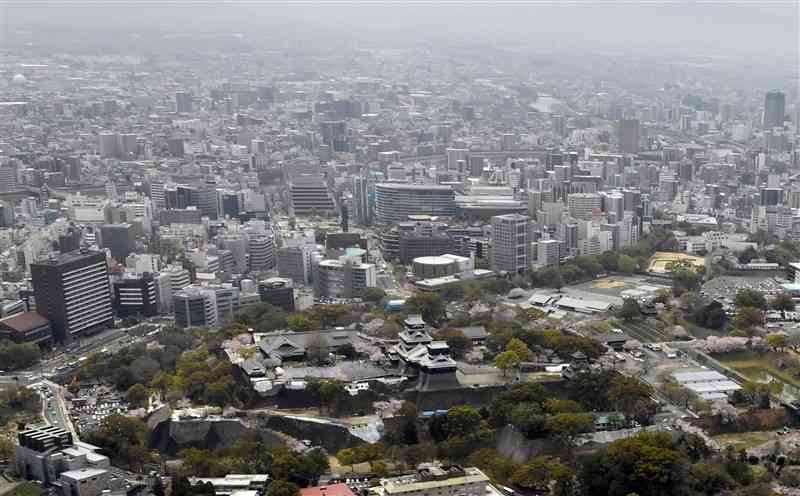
[381,468,489,495]
[0,311,50,333]
[685,381,741,393]
[673,371,729,383]
[376,183,453,191]
[60,468,107,481]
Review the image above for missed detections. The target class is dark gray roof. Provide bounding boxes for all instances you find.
[258,327,360,359]
[457,326,488,340]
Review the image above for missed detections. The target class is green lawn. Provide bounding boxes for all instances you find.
[3,482,45,496]
[712,431,776,451]
[714,350,800,389]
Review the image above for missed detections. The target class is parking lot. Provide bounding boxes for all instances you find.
[701,275,783,305]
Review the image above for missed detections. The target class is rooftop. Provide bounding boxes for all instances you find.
[0,311,50,333]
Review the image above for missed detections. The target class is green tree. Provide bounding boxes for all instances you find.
[608,376,657,426]
[512,456,574,494]
[406,293,447,326]
[305,334,330,365]
[734,289,767,310]
[434,329,472,358]
[446,405,482,438]
[545,413,594,455]
[265,480,299,496]
[307,378,347,415]
[617,298,642,321]
[362,287,387,303]
[737,246,759,264]
[0,340,40,371]
[287,314,314,331]
[671,265,700,295]
[505,337,533,361]
[0,436,13,461]
[617,254,636,274]
[765,333,788,352]
[494,351,521,377]
[689,462,736,496]
[734,306,764,330]
[85,414,151,471]
[578,432,688,496]
[534,267,564,289]
[126,383,149,408]
[600,251,620,271]
[772,293,796,312]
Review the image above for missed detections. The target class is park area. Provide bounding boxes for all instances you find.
[648,251,705,274]
[713,350,800,403]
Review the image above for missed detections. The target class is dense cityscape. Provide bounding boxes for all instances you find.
[0,2,798,496]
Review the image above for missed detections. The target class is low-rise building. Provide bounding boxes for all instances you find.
[0,311,53,345]
[372,465,490,496]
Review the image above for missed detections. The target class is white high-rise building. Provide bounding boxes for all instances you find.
[490,213,530,274]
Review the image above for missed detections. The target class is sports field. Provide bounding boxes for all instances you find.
[648,252,705,274]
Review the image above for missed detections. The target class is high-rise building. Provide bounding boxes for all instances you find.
[258,277,296,312]
[248,235,275,272]
[30,250,114,343]
[173,287,217,329]
[98,132,118,158]
[113,274,158,318]
[277,246,311,285]
[313,257,377,298]
[764,90,786,129]
[175,91,193,113]
[0,163,18,192]
[568,193,602,220]
[218,235,248,273]
[617,119,640,154]
[320,120,349,152]
[761,187,783,206]
[290,176,337,217]
[352,176,373,226]
[100,223,135,261]
[536,238,561,267]
[552,114,567,138]
[375,183,456,223]
[490,213,530,274]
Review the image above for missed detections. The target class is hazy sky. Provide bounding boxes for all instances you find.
[2,1,798,59]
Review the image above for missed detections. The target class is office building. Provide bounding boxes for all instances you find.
[30,250,114,343]
[373,466,490,496]
[568,193,602,220]
[98,132,118,158]
[0,164,18,192]
[320,120,349,152]
[248,235,275,272]
[314,257,377,298]
[176,91,193,113]
[375,183,456,223]
[490,213,530,274]
[764,90,785,129]
[290,177,337,217]
[174,286,217,329]
[352,176,373,226]
[277,246,311,285]
[258,277,296,312]
[113,274,158,318]
[537,238,561,267]
[0,312,53,346]
[210,285,240,323]
[100,223,135,261]
[618,118,640,154]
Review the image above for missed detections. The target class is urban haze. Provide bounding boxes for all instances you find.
[1,2,800,496]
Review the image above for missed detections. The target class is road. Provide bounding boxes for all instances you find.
[29,379,77,439]
[0,323,163,387]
